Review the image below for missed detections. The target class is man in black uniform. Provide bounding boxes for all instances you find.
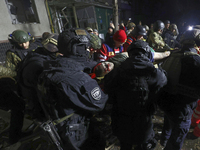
[18,28,108,150]
[104,40,167,150]
[162,24,181,49]
[159,28,200,150]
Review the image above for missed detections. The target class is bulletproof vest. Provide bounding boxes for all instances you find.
[8,43,38,60]
[161,51,200,97]
[122,74,149,106]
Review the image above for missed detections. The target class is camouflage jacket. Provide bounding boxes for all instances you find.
[0,43,39,78]
[148,31,165,51]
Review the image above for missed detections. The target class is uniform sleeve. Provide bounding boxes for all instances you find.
[151,33,165,47]
[0,51,21,77]
[5,51,21,71]
[0,65,17,77]
[148,67,167,94]
[98,44,108,62]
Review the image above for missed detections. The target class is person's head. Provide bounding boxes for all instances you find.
[93,29,99,36]
[85,27,93,33]
[180,28,200,48]
[113,29,127,47]
[89,33,102,54]
[108,27,114,34]
[93,61,114,78]
[127,22,136,30]
[57,28,91,57]
[42,33,59,52]
[8,30,32,49]
[169,24,178,36]
[143,25,149,33]
[127,40,154,62]
[164,20,170,29]
[153,20,165,34]
[131,25,146,40]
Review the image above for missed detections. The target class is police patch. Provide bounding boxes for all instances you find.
[91,87,101,100]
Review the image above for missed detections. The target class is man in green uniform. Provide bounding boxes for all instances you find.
[0,29,41,145]
[148,20,171,52]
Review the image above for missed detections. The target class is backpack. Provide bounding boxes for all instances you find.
[36,58,108,149]
[161,51,200,98]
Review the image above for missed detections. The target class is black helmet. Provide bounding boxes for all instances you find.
[143,25,149,31]
[164,20,170,24]
[127,40,153,61]
[57,28,91,57]
[131,25,146,36]
[8,30,32,44]
[153,20,165,32]
[42,33,59,52]
[180,29,200,46]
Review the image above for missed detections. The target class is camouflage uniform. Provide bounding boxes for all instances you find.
[148,31,165,51]
[0,43,39,78]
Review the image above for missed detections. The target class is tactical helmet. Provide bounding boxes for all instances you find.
[193,25,200,30]
[153,20,165,32]
[164,20,170,24]
[169,24,177,30]
[131,25,146,36]
[180,29,200,46]
[85,27,93,33]
[143,25,149,31]
[42,33,59,52]
[90,33,102,49]
[127,40,153,61]
[57,28,91,57]
[9,30,32,44]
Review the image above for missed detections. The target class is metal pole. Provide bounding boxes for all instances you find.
[114,0,119,31]
[72,4,79,28]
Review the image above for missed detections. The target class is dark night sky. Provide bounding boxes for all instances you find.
[147,0,200,25]
[130,0,200,27]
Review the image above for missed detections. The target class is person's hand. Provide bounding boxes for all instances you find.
[110,23,115,29]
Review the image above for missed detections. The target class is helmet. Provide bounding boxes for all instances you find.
[85,27,93,33]
[42,33,59,52]
[127,40,153,61]
[90,33,102,49]
[143,25,149,31]
[180,29,200,46]
[153,20,165,32]
[164,20,170,24]
[193,25,200,30]
[57,28,91,57]
[8,30,32,44]
[169,24,177,31]
[131,25,146,36]
[127,22,136,30]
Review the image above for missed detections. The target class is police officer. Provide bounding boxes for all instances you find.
[162,24,181,49]
[0,29,41,144]
[148,20,170,52]
[18,28,108,149]
[158,28,200,150]
[104,40,167,150]
[163,20,170,34]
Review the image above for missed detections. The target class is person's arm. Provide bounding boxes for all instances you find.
[154,51,170,60]
[0,51,21,77]
[98,44,108,62]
